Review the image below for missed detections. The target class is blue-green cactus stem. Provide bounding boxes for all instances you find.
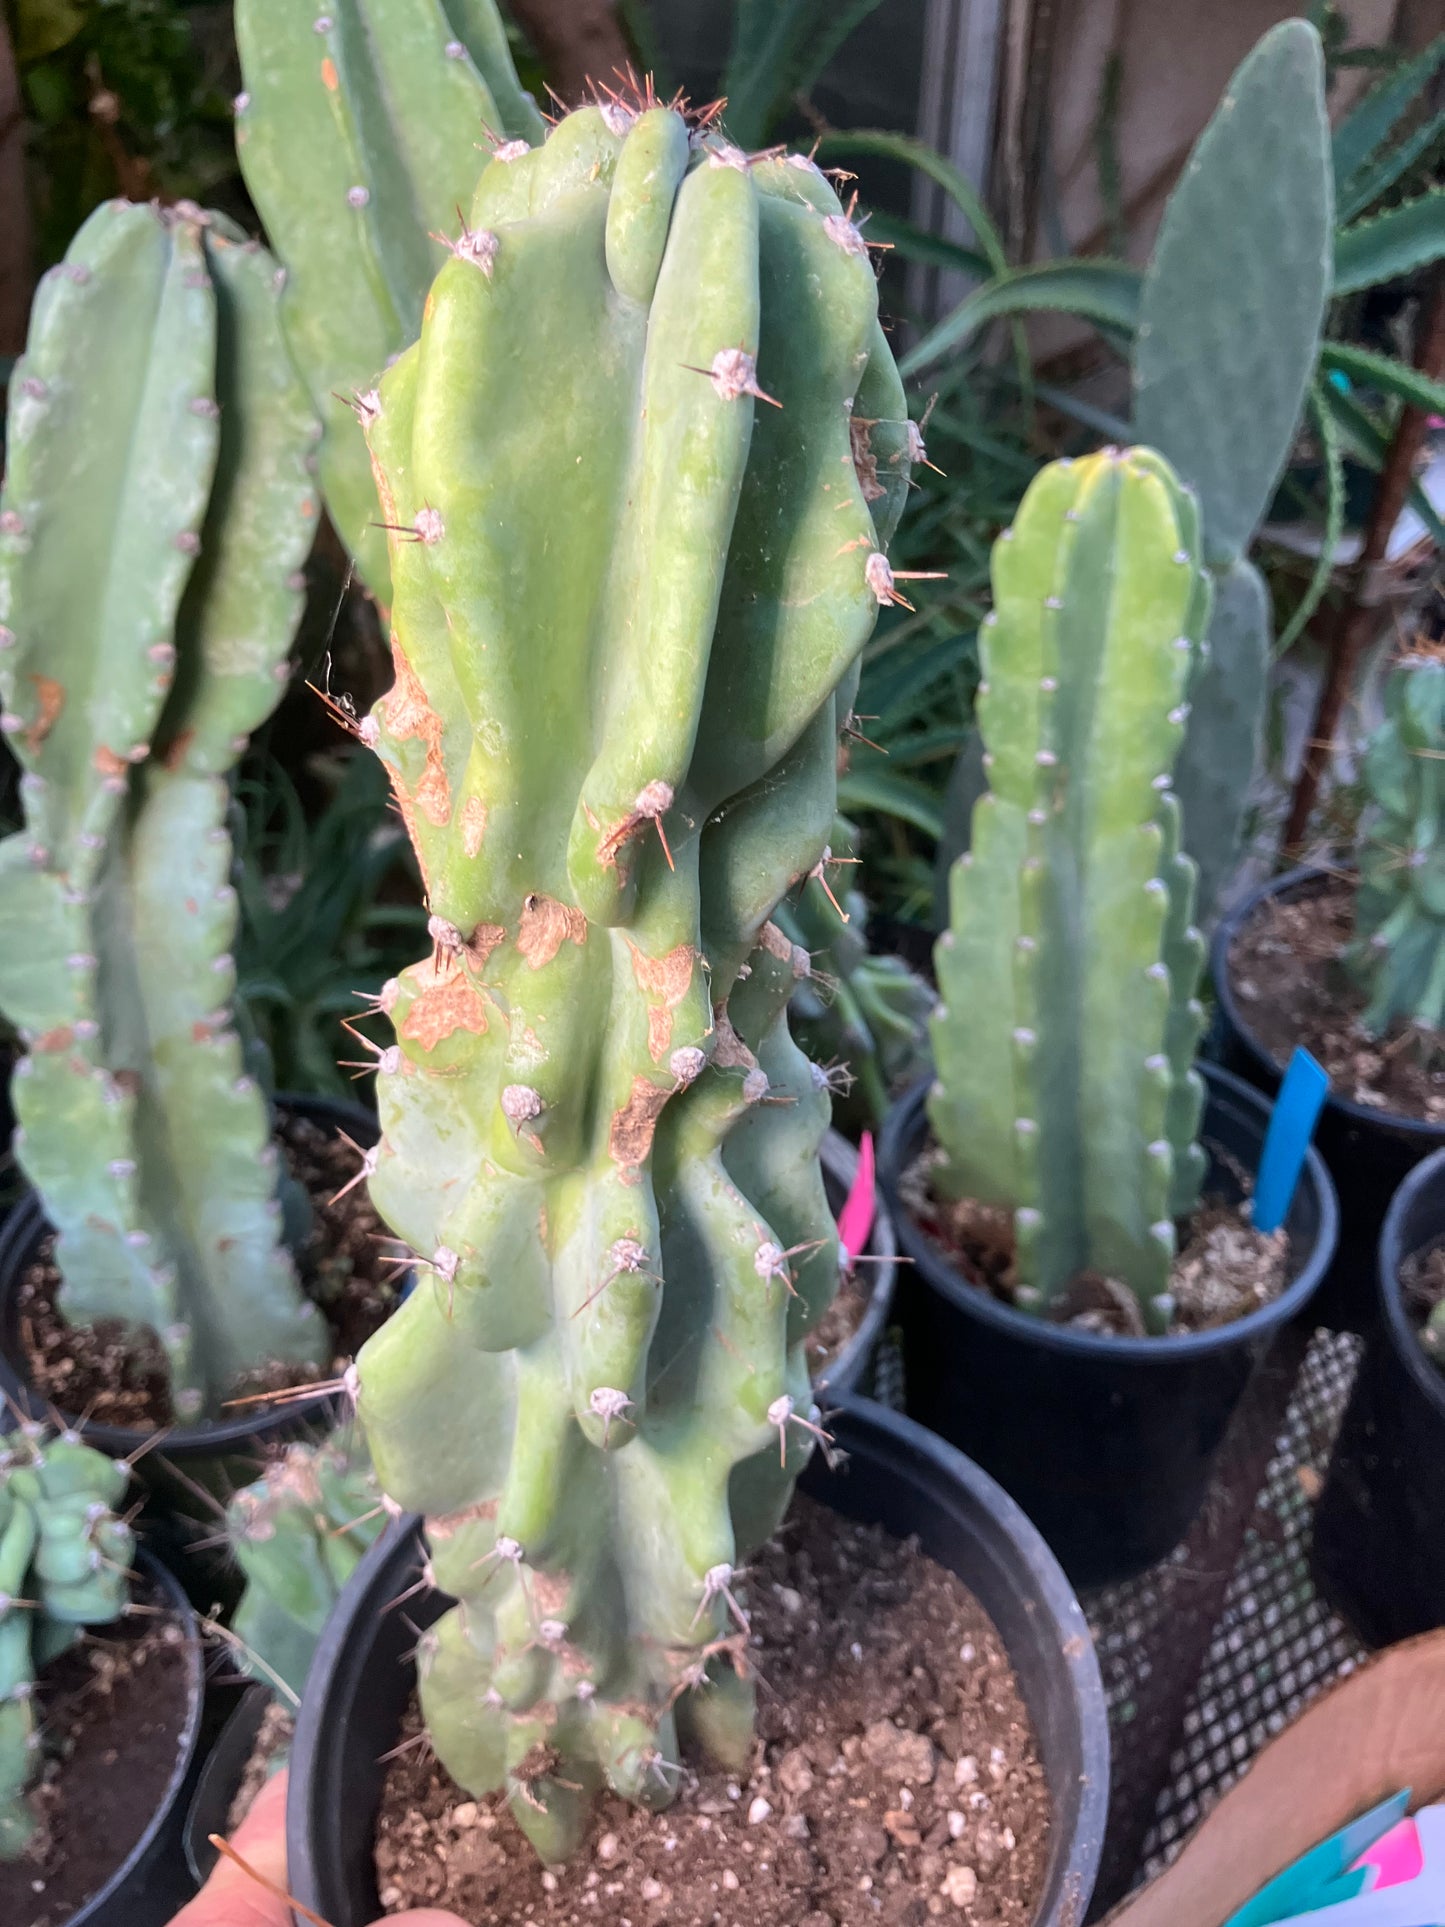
[0,1428,132,1857]
[1348,651,1445,1043]
[0,201,326,1418]
[929,448,1211,1328]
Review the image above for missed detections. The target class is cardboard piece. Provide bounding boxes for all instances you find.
[1105,1631,1445,1927]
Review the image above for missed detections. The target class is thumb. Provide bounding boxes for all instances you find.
[379,1915,473,1926]
[170,1766,290,1927]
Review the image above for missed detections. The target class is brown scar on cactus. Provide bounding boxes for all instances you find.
[24,675,64,753]
[400,965,491,1050]
[518,893,587,968]
[460,794,487,857]
[382,639,450,825]
[627,940,697,1060]
[608,1076,671,1172]
[596,779,675,871]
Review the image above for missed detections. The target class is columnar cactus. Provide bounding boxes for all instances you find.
[1347,649,1445,1042]
[228,1435,384,1699]
[348,101,913,1860]
[929,448,1212,1331]
[0,1427,133,1857]
[233,0,545,603]
[0,200,327,1419]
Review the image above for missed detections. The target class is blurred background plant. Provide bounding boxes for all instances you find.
[231,747,424,1104]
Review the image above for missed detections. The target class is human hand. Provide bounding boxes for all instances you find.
[168,1768,467,1927]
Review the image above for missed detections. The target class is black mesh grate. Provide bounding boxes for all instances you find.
[1127,1329,1367,1881]
[866,1322,1371,1910]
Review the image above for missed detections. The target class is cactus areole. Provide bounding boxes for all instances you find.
[348,102,914,1860]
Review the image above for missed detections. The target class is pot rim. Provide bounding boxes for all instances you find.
[286,1395,1109,1927]
[879,1061,1338,1364]
[1210,864,1445,1147]
[1377,1145,1445,1421]
[0,1092,375,1458]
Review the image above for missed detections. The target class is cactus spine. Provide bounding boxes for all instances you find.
[0,201,327,1419]
[0,1428,133,1857]
[228,1435,384,1699]
[233,0,544,604]
[776,821,934,1127]
[929,449,1212,1330]
[1133,19,1332,921]
[1347,650,1445,1044]
[349,102,913,1861]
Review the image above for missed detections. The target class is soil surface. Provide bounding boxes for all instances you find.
[1228,874,1445,1123]
[225,1700,295,1837]
[0,1585,192,1927]
[16,1110,395,1430]
[901,1156,1289,1337]
[806,1274,871,1384]
[374,1497,1053,1927]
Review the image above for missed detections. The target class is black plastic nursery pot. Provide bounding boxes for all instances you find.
[0,1094,378,1604]
[286,1398,1110,1927]
[1211,866,1445,1334]
[879,1063,1338,1588]
[1311,1146,1445,1647]
[34,1547,207,1927]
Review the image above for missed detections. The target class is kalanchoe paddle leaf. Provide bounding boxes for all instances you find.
[1347,650,1445,1043]
[1133,20,1331,925]
[0,1427,132,1858]
[349,105,913,1861]
[233,0,544,604]
[0,200,326,1418]
[929,448,1211,1331]
[229,1433,385,1699]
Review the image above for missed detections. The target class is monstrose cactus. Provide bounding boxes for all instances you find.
[228,1434,384,1700]
[0,201,327,1419]
[0,1427,133,1856]
[1347,649,1445,1045]
[346,100,914,1860]
[929,448,1212,1332]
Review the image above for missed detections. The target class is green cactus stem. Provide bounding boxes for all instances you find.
[929,448,1212,1330]
[0,200,326,1419]
[346,102,914,1861]
[0,1427,133,1857]
[1347,650,1445,1045]
[233,0,544,605]
[228,1434,386,1700]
